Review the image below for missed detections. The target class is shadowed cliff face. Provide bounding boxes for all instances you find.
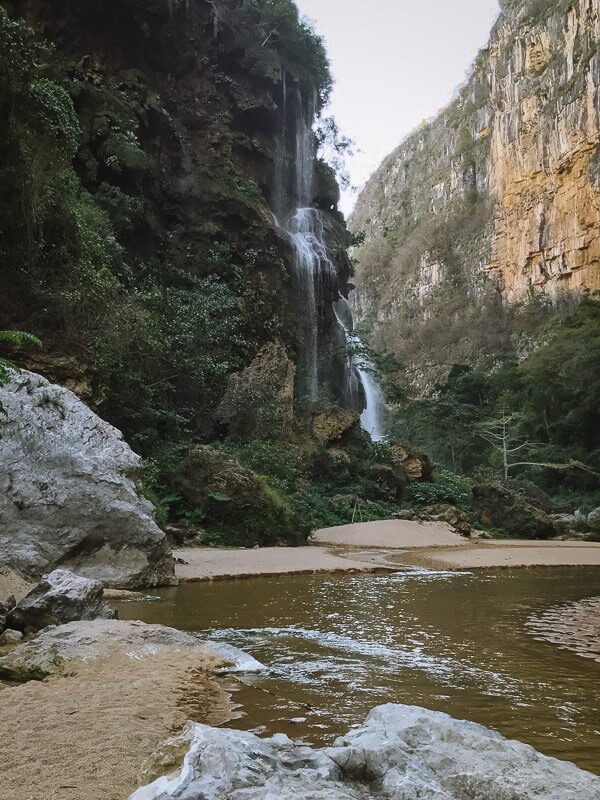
[351,0,600,385]
[0,0,354,440]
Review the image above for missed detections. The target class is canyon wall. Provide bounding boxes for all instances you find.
[351,0,600,383]
[0,0,353,445]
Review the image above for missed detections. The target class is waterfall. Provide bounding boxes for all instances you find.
[333,297,386,442]
[272,75,386,438]
[359,367,386,442]
[287,207,334,400]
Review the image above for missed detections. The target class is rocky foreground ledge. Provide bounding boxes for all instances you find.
[0,618,262,800]
[132,704,600,800]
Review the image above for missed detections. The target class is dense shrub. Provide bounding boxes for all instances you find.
[411,471,473,509]
[172,445,310,546]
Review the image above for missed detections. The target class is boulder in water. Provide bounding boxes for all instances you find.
[0,370,175,588]
[6,569,117,635]
[130,704,600,800]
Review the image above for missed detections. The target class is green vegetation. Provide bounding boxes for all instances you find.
[0,3,369,547]
[499,0,573,21]
[383,295,600,519]
[212,0,332,105]
[0,331,42,415]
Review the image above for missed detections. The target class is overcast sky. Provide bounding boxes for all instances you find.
[294,0,500,212]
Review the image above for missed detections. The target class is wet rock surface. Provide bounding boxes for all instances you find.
[0,370,175,589]
[6,569,117,635]
[0,619,203,680]
[131,704,600,800]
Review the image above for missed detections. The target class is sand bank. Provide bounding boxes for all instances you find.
[174,544,394,581]
[0,567,34,604]
[0,647,230,800]
[394,540,600,570]
[313,519,464,549]
[174,521,600,581]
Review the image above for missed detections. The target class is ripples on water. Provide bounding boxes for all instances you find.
[118,566,600,773]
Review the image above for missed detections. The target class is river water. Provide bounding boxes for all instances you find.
[118,567,600,774]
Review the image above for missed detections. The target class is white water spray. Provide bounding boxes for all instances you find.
[273,76,386,436]
[333,297,386,441]
[287,208,334,400]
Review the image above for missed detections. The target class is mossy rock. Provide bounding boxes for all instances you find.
[173,446,309,547]
[0,664,48,683]
[473,483,557,539]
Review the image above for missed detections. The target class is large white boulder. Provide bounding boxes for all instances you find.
[0,370,174,588]
[0,619,202,680]
[131,704,600,800]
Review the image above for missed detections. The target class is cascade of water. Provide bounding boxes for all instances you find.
[272,75,386,436]
[333,297,386,442]
[288,208,334,400]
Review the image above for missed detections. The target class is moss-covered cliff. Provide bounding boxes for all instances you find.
[351,0,600,386]
[0,0,352,451]
[1,0,426,546]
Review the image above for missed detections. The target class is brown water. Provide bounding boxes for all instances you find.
[118,567,600,773]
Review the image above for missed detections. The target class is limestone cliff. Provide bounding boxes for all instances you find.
[351,0,600,383]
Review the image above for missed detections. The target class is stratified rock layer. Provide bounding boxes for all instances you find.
[0,370,174,588]
[351,0,600,382]
[131,704,600,800]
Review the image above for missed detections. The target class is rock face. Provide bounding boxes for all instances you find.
[588,506,600,530]
[1,0,354,425]
[310,405,359,445]
[216,343,296,439]
[0,370,175,589]
[351,0,600,384]
[6,569,117,635]
[130,704,600,800]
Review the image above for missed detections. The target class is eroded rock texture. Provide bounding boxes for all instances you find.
[352,0,600,383]
[130,704,600,800]
[0,370,175,588]
[6,569,117,635]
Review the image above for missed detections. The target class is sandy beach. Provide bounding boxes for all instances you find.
[0,567,34,604]
[173,544,395,581]
[173,521,600,581]
[392,540,600,570]
[0,647,230,800]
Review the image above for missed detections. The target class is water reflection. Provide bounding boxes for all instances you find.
[118,567,600,773]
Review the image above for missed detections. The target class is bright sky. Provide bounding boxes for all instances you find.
[295,0,500,213]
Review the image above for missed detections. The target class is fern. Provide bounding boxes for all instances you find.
[0,330,43,397]
[0,330,43,349]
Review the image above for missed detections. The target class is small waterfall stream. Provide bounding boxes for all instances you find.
[287,208,334,400]
[333,297,386,442]
[273,75,386,438]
